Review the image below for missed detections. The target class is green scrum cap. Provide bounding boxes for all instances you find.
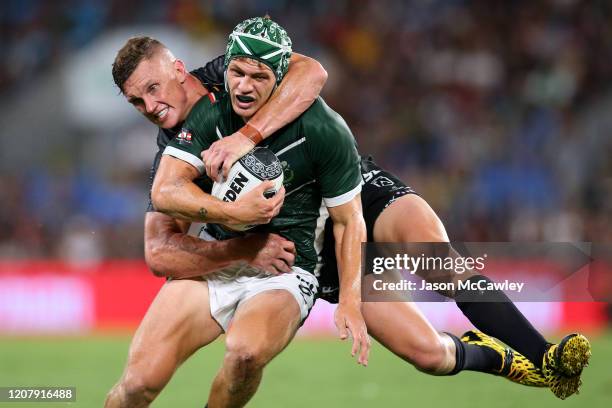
[224,16,292,84]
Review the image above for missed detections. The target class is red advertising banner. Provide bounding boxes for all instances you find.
[0,261,607,334]
[0,261,163,333]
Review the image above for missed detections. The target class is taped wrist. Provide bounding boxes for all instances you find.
[240,123,263,145]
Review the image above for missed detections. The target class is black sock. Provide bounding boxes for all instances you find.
[455,275,549,368]
[446,333,501,374]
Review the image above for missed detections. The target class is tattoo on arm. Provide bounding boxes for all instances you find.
[199,207,208,221]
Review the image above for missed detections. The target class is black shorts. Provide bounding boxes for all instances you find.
[317,156,418,304]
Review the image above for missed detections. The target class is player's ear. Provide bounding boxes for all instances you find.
[174,59,187,83]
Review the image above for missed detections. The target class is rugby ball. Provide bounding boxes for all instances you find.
[211,147,284,231]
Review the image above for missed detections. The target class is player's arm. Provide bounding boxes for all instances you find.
[328,197,370,366]
[151,154,284,225]
[306,99,370,366]
[203,53,327,180]
[144,211,295,278]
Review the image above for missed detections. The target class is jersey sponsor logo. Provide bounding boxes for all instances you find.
[176,128,193,145]
[320,286,338,294]
[372,175,394,188]
[319,285,339,303]
[222,172,249,202]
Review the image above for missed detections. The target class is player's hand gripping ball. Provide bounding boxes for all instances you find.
[211,147,284,231]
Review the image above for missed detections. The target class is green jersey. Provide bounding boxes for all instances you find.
[163,92,361,274]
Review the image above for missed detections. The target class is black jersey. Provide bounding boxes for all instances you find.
[317,157,417,303]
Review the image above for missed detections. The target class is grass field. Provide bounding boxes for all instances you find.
[1,333,611,408]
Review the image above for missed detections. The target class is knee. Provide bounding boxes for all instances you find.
[223,340,268,382]
[407,336,453,375]
[108,370,163,406]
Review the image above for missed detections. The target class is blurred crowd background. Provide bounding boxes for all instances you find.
[1,0,611,261]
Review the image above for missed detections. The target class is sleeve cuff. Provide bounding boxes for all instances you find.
[162,146,204,174]
[323,183,362,207]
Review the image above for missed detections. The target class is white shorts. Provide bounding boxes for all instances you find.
[206,267,318,332]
